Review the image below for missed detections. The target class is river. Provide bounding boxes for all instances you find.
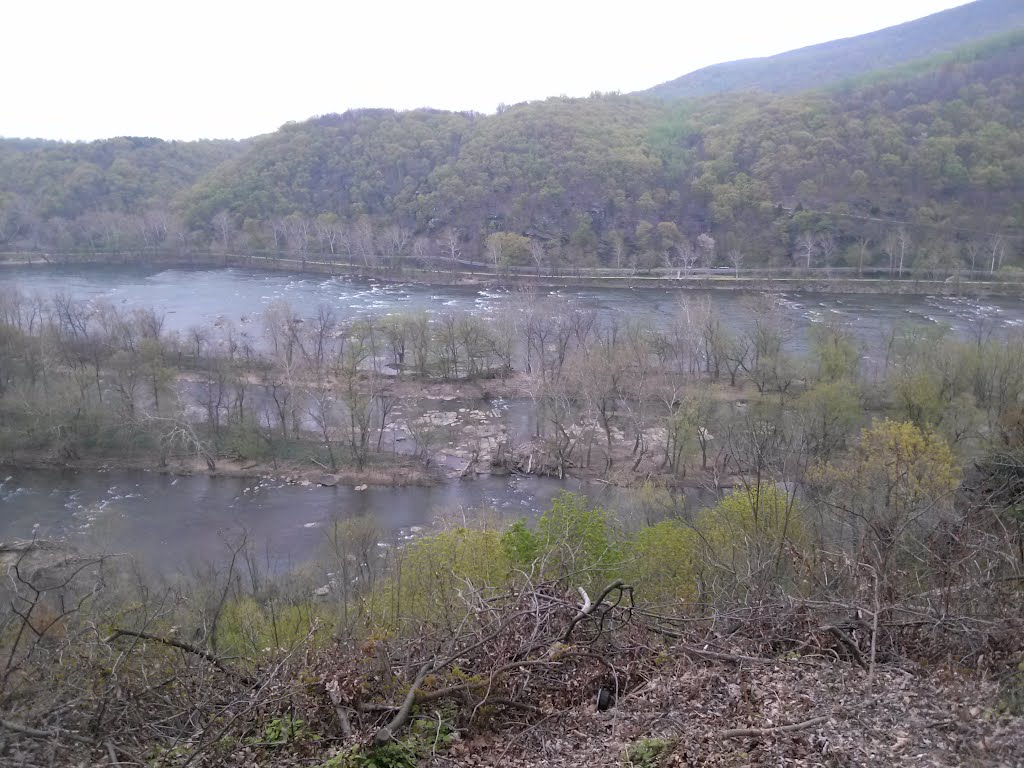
[5,265,1024,352]
[2,265,1023,573]
[0,468,591,574]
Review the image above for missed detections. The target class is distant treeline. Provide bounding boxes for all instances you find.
[1,33,1021,276]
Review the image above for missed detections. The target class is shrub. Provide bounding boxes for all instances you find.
[216,597,320,657]
[535,491,623,590]
[697,485,806,597]
[375,527,510,626]
[627,520,699,604]
[501,519,540,570]
[623,737,675,767]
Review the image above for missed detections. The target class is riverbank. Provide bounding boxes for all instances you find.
[5,251,1023,298]
[0,452,435,487]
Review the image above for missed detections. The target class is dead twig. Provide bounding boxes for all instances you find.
[0,717,94,745]
[373,660,435,747]
[326,679,353,738]
[721,715,828,739]
[821,625,868,670]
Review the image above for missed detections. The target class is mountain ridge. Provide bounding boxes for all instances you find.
[640,0,1024,100]
[1,11,1021,273]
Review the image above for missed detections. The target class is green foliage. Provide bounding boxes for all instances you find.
[892,368,944,427]
[535,492,623,589]
[627,520,698,603]
[810,324,860,383]
[485,231,531,267]
[0,136,241,227]
[797,379,862,460]
[623,737,676,767]
[501,519,540,569]
[376,527,510,624]
[215,597,320,657]
[3,28,1022,272]
[408,707,458,752]
[252,716,320,744]
[320,741,418,768]
[318,710,456,767]
[811,420,961,589]
[697,486,806,591]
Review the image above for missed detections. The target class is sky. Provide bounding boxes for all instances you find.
[2,0,975,142]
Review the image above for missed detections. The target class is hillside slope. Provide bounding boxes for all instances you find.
[1,30,1021,273]
[0,137,246,250]
[176,33,1024,271]
[641,0,1024,100]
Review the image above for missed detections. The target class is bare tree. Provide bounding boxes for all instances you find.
[884,226,910,278]
[411,235,434,264]
[819,233,838,274]
[441,228,461,263]
[528,238,546,274]
[381,224,411,266]
[350,216,376,266]
[212,210,234,256]
[727,248,744,278]
[798,231,817,271]
[896,226,910,278]
[315,214,344,258]
[855,236,871,277]
[965,239,982,276]
[989,234,1005,275]
[695,232,716,270]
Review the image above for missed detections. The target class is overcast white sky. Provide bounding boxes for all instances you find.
[2,0,974,142]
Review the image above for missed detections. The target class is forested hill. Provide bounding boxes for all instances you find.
[1,29,1022,274]
[0,137,246,248]
[641,0,1024,101]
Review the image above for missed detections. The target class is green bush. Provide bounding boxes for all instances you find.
[216,597,321,657]
[374,527,510,626]
[534,491,623,589]
[696,485,806,594]
[252,715,320,744]
[627,520,699,604]
[501,519,540,569]
[320,741,418,768]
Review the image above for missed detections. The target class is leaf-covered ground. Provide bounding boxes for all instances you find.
[426,659,1022,767]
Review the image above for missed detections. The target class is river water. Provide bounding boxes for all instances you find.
[2,265,1023,572]
[5,265,1024,350]
[0,468,585,574]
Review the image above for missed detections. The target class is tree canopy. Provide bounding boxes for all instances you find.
[1,31,1021,272]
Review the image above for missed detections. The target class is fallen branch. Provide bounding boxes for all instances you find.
[644,627,783,665]
[721,715,828,739]
[561,579,625,643]
[373,660,435,747]
[0,717,94,745]
[821,625,868,670]
[678,644,781,665]
[475,697,544,715]
[363,659,558,712]
[326,680,353,738]
[103,628,254,683]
